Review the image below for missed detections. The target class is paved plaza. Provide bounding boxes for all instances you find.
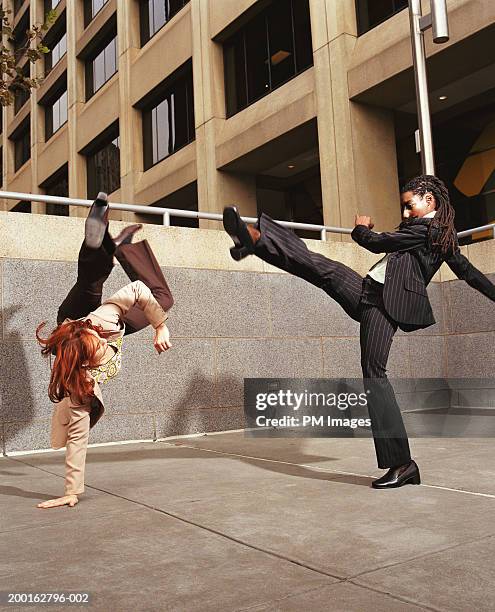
[1,431,494,611]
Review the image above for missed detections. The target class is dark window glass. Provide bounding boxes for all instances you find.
[142,68,195,170]
[0,147,3,186]
[45,32,67,73]
[140,0,190,45]
[12,122,31,171]
[267,3,295,89]
[245,13,270,103]
[45,89,68,140]
[13,12,29,56]
[224,0,313,117]
[42,165,69,216]
[293,0,313,72]
[84,0,109,27]
[356,0,408,35]
[224,34,247,115]
[14,65,30,114]
[86,37,118,99]
[11,200,31,213]
[13,0,25,16]
[87,132,120,199]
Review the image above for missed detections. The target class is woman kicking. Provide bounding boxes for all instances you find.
[36,193,174,508]
[222,175,495,489]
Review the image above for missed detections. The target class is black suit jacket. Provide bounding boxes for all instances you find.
[351,218,495,332]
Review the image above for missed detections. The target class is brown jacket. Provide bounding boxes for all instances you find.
[50,280,169,495]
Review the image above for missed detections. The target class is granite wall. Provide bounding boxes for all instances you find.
[1,213,494,453]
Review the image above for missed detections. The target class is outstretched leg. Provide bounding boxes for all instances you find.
[57,229,115,324]
[253,212,364,322]
[115,239,174,335]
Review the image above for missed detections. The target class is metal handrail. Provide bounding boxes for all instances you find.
[1,190,494,241]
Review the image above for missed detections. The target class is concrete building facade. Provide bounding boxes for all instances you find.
[1,0,494,239]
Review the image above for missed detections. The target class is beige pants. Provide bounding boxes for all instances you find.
[51,403,91,495]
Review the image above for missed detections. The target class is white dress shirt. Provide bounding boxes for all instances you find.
[366,210,436,284]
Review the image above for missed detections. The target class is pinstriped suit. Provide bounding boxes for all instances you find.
[253,213,495,468]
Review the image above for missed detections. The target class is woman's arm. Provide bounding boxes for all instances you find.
[88,280,169,331]
[445,248,495,302]
[351,224,428,254]
[37,406,90,509]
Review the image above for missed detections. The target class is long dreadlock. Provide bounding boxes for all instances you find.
[399,175,457,257]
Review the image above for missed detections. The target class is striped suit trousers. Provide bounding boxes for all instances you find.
[254,213,411,468]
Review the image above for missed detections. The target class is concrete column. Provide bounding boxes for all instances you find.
[30,0,46,215]
[192,0,257,230]
[309,0,401,240]
[66,0,87,218]
[114,0,140,222]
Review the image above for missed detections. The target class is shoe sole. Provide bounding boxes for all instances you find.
[223,208,242,249]
[85,217,106,249]
[371,474,421,489]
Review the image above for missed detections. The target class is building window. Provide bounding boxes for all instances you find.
[356,0,408,35]
[41,165,69,216]
[12,120,31,172]
[45,31,67,73]
[85,36,118,99]
[12,12,29,56]
[140,0,190,45]
[13,64,30,114]
[11,200,32,213]
[84,0,109,27]
[86,127,120,199]
[224,0,313,117]
[0,147,3,187]
[140,64,194,170]
[45,89,68,140]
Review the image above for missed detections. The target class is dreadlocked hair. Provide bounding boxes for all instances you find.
[400,175,457,257]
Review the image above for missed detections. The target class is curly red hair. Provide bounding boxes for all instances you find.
[36,319,105,405]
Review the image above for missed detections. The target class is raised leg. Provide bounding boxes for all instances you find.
[254,212,364,322]
[57,229,115,324]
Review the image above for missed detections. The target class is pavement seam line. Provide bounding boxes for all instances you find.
[165,442,495,500]
[346,580,443,612]
[347,532,495,583]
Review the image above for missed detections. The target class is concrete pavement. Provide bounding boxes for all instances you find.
[1,432,494,611]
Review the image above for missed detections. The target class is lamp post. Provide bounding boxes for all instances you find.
[408,0,450,175]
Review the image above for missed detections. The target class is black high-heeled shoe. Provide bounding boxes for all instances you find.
[85,192,109,249]
[222,206,256,261]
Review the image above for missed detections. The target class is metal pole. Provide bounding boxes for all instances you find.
[408,0,435,175]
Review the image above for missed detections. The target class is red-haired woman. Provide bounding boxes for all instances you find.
[36,194,174,509]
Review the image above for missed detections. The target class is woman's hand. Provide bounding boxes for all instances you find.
[354,214,374,229]
[154,323,172,354]
[37,495,79,509]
